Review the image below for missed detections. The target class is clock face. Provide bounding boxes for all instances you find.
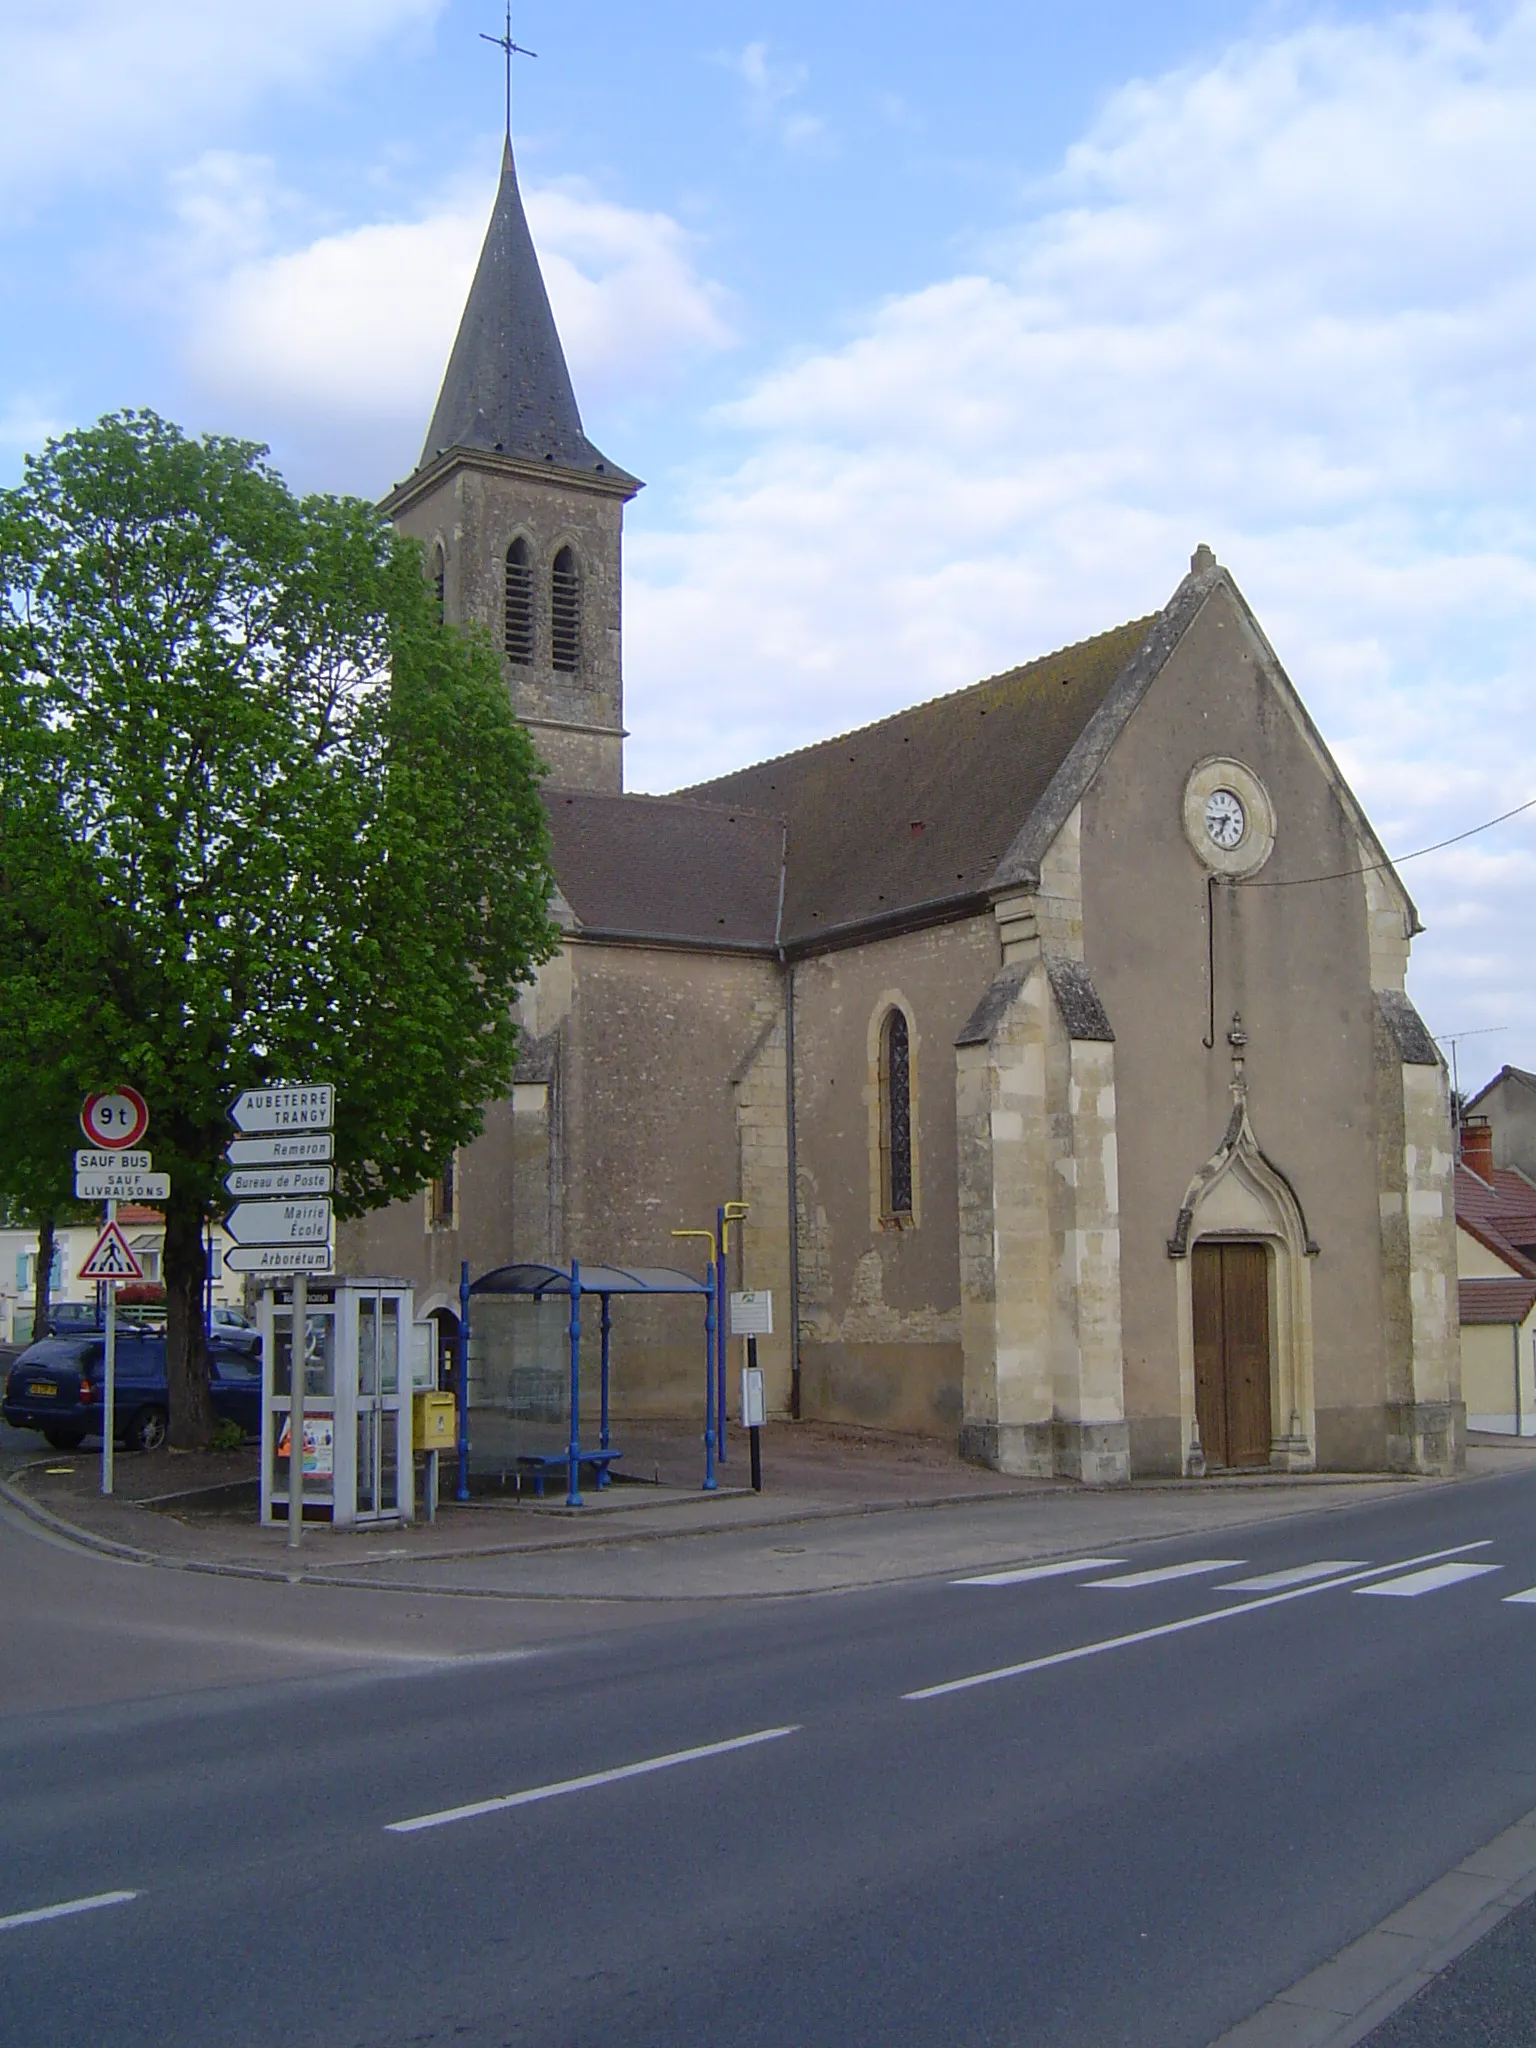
[1204,788,1247,850]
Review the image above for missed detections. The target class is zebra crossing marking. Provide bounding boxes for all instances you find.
[953,1558,1125,1587]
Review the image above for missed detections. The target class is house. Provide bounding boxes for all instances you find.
[1454,1122,1536,1435]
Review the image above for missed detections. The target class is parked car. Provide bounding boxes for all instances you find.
[209,1304,260,1353]
[2,1332,261,1451]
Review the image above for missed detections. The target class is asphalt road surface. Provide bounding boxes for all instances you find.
[7,1464,1536,2046]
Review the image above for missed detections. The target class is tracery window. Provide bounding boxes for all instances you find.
[431,544,446,624]
[504,537,534,663]
[881,1007,914,1219]
[551,545,581,672]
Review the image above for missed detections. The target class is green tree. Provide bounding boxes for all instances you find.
[0,412,558,1443]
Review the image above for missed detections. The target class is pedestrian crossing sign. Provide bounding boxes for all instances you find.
[78,1222,144,1282]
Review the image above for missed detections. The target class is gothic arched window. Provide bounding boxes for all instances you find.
[551,544,581,673]
[504,537,534,663]
[430,543,446,624]
[880,1007,914,1219]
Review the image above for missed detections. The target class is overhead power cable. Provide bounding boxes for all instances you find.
[1239,794,1536,888]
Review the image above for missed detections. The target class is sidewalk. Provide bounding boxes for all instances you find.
[8,1420,1520,1601]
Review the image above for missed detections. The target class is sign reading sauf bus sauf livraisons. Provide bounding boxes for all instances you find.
[225,1086,335,1273]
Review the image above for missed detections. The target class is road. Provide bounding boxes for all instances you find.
[5,1457,1536,2045]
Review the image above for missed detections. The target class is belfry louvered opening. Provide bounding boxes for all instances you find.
[551,545,581,673]
[431,544,445,624]
[504,537,534,663]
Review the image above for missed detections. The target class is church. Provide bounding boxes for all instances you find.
[338,140,1463,1482]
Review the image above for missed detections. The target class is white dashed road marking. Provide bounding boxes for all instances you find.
[1356,1562,1501,1598]
[1218,1562,1368,1592]
[953,1558,1125,1587]
[1085,1560,1245,1588]
[0,1891,138,1933]
[387,1726,800,1835]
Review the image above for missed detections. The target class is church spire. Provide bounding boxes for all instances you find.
[419,139,632,482]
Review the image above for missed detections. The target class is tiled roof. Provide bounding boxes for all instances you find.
[1459,1277,1536,1325]
[545,789,785,947]
[1455,1164,1536,1277]
[683,615,1154,946]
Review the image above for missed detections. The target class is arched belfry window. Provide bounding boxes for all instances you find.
[430,543,445,624]
[504,537,534,663]
[551,545,581,673]
[881,1007,914,1219]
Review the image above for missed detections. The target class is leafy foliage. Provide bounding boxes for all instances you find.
[0,412,558,1440]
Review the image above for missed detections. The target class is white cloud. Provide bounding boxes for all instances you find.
[0,0,443,199]
[717,41,830,154]
[178,159,733,493]
[624,4,1536,1085]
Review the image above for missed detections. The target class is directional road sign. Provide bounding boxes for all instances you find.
[80,1088,150,1150]
[222,1244,335,1276]
[225,1199,333,1246]
[224,1166,332,1198]
[74,1171,171,1202]
[78,1223,145,1282]
[76,1149,152,1174]
[225,1133,333,1166]
[229,1086,333,1134]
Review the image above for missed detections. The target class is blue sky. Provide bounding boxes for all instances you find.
[3,0,1535,1089]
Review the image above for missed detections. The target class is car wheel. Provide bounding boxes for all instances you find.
[123,1406,167,1454]
[42,1427,87,1450]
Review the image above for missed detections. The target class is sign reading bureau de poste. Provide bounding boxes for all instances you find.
[224,1166,333,1197]
[229,1086,334,1134]
[225,1199,333,1246]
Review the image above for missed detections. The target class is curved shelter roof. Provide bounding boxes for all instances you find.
[470,1261,710,1296]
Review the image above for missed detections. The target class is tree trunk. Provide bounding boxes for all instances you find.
[163,1197,214,1448]
[30,1213,56,1342]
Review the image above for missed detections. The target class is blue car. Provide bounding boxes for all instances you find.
[2,1332,262,1452]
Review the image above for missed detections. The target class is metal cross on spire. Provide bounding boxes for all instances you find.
[480,3,537,142]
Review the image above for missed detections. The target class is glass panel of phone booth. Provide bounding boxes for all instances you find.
[270,1305,336,1513]
[356,1297,378,1516]
[380,1299,400,1512]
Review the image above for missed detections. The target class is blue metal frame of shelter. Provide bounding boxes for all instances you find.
[460,1259,715,1506]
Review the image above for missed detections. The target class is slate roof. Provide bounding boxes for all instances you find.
[682,615,1154,946]
[545,789,785,947]
[1459,1277,1536,1325]
[419,141,636,487]
[1465,1064,1536,1115]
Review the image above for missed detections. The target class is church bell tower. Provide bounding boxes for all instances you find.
[382,140,641,791]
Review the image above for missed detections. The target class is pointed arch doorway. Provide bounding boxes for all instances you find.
[1192,1240,1273,1469]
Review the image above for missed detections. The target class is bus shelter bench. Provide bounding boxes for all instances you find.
[516,1450,623,1498]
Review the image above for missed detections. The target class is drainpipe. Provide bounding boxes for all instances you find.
[1516,1319,1524,1439]
[774,827,801,1421]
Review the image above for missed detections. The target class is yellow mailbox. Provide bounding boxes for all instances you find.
[413,1391,455,1452]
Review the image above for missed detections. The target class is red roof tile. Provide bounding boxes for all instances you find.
[1460,1277,1536,1325]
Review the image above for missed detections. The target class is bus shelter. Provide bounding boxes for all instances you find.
[460,1258,715,1507]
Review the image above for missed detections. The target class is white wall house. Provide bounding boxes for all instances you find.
[1,1207,245,1344]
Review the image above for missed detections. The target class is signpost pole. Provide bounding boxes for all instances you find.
[747,1334,763,1493]
[101,1199,116,1498]
[288,1269,306,1550]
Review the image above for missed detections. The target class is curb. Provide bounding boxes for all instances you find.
[1208,1804,1536,2046]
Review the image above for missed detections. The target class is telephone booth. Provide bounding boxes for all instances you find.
[259,1277,429,1528]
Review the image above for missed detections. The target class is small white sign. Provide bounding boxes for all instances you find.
[76,1149,152,1173]
[229,1085,334,1133]
[224,1166,333,1197]
[225,1199,332,1246]
[226,1133,333,1166]
[741,1365,767,1429]
[729,1290,774,1337]
[223,1244,335,1275]
[74,1171,171,1201]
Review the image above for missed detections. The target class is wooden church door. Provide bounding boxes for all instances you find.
[1192,1241,1273,1469]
